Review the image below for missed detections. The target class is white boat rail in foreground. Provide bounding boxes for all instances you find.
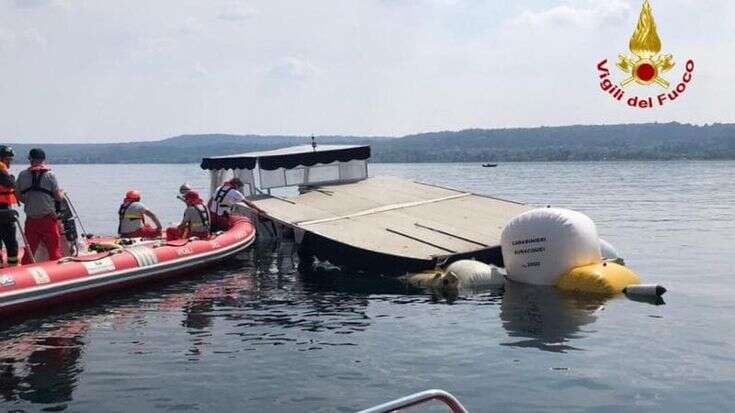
[358,389,469,413]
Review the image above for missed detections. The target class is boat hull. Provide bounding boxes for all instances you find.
[0,217,255,317]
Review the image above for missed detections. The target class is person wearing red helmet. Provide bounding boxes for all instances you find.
[118,190,162,238]
[166,190,210,240]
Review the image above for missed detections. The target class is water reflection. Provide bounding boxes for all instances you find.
[0,241,618,409]
[500,280,606,353]
[0,318,89,407]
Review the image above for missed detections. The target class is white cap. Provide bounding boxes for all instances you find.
[179,183,193,194]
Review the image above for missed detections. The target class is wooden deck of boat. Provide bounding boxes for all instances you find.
[251,176,530,265]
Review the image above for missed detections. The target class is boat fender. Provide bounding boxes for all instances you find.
[444,260,506,288]
[623,284,667,297]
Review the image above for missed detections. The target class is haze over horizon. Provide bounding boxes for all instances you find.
[2,0,732,142]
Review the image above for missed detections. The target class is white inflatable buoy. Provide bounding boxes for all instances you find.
[501,208,602,285]
[445,260,506,288]
[400,260,505,291]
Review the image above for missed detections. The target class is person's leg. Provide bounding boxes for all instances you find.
[123,225,160,239]
[141,224,160,238]
[165,227,181,240]
[191,231,210,239]
[39,217,62,261]
[211,214,228,232]
[0,224,9,267]
[0,223,19,266]
[21,218,42,265]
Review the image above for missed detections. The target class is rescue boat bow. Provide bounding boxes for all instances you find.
[0,216,256,316]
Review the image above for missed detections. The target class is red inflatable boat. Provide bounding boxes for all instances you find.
[0,216,256,316]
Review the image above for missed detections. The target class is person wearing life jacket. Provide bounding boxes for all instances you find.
[118,190,162,239]
[0,146,19,267]
[166,190,211,240]
[16,148,65,264]
[208,178,262,231]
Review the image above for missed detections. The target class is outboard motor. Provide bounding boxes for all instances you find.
[57,198,84,256]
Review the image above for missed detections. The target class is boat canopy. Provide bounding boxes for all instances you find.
[201,145,370,171]
[200,144,371,195]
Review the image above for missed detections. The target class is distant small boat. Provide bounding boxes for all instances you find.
[482,163,498,168]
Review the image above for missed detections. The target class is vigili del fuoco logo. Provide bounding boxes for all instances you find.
[596,0,694,109]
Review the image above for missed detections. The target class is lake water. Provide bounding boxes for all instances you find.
[1,161,734,412]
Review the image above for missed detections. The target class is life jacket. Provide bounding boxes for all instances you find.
[20,165,54,200]
[118,201,145,235]
[209,184,235,216]
[188,203,211,234]
[20,165,62,214]
[0,162,17,205]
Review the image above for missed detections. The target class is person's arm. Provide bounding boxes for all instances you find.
[242,199,264,214]
[0,170,14,188]
[178,209,192,231]
[144,209,163,230]
[46,172,65,202]
[16,172,26,204]
[229,190,264,214]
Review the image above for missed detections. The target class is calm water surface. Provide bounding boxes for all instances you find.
[1,161,734,412]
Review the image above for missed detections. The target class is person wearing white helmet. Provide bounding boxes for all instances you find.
[208,178,262,231]
[179,183,193,196]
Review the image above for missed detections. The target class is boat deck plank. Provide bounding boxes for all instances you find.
[252,176,530,261]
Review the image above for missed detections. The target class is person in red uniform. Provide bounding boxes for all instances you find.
[166,190,211,240]
[118,190,162,238]
[0,146,19,267]
[16,148,65,264]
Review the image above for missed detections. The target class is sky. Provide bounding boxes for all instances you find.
[1,0,733,143]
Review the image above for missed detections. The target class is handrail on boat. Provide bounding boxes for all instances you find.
[357,389,469,413]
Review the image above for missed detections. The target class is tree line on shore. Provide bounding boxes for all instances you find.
[7,122,735,164]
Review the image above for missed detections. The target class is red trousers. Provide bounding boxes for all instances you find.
[22,215,62,264]
[210,214,230,231]
[165,227,209,241]
[121,224,161,239]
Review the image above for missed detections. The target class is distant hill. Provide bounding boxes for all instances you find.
[6,123,735,164]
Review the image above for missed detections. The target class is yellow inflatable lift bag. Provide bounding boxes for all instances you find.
[556,262,640,295]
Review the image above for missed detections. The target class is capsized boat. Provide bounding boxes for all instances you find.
[0,216,256,316]
[201,144,529,274]
[200,144,666,299]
